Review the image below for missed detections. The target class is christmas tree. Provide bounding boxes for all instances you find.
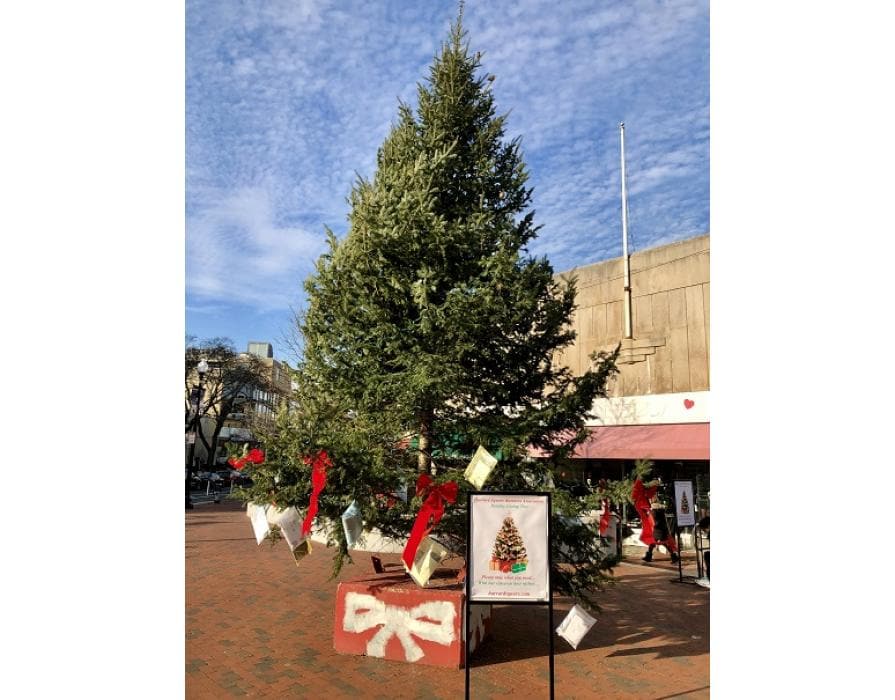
[239,10,621,605]
[491,516,528,573]
[680,492,690,515]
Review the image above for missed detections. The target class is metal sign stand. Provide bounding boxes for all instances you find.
[465,492,554,700]
[669,481,698,586]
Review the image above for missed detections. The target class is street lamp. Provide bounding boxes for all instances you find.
[185,358,209,509]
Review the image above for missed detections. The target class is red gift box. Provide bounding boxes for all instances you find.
[334,569,492,668]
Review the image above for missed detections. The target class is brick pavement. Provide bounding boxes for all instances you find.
[186,500,709,699]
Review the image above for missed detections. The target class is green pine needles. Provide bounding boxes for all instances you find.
[240,17,623,607]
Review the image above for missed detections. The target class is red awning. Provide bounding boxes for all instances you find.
[571,423,709,460]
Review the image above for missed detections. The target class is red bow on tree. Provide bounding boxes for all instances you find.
[599,499,611,536]
[228,448,264,471]
[301,451,332,536]
[401,474,458,570]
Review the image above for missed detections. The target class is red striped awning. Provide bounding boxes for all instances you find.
[529,423,710,461]
[573,423,709,460]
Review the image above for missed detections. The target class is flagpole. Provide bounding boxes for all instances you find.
[620,122,633,339]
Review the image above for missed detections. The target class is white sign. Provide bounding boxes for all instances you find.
[674,480,696,527]
[586,391,710,426]
[469,493,549,603]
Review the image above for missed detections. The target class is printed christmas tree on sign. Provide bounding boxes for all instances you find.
[491,516,528,573]
[680,492,690,515]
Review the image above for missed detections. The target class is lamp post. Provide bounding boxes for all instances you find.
[185,358,209,510]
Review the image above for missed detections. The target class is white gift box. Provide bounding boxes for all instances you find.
[464,446,497,489]
[291,538,313,566]
[407,537,451,587]
[249,503,271,544]
[342,500,363,549]
[265,504,285,526]
[555,604,597,649]
[267,506,305,550]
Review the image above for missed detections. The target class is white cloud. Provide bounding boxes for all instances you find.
[186,186,326,310]
[187,0,709,315]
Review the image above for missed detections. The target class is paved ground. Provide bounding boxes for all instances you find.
[186,500,709,699]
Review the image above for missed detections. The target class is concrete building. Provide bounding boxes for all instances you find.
[553,233,710,512]
[241,341,294,426]
[187,342,294,467]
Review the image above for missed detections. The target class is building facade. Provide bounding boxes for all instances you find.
[553,233,710,515]
[187,342,294,468]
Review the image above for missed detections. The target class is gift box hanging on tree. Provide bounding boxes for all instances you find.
[248,503,271,544]
[406,536,451,587]
[291,539,313,565]
[268,505,307,551]
[555,604,597,650]
[342,500,363,549]
[464,445,497,490]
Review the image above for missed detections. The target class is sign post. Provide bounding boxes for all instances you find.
[465,492,553,699]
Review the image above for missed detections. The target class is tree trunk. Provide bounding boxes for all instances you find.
[206,421,224,469]
[417,409,434,473]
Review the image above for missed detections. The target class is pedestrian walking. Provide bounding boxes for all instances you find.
[698,515,710,579]
[644,497,679,563]
[632,477,679,563]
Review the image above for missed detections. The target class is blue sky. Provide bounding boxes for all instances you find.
[186,0,709,362]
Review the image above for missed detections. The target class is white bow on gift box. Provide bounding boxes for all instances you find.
[342,592,457,662]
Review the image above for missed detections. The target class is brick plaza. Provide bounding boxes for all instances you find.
[186,500,709,698]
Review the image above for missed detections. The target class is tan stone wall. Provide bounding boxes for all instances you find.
[554,234,710,397]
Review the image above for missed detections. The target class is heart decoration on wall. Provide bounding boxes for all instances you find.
[683,399,695,409]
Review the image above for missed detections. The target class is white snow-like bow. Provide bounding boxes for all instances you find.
[342,592,456,662]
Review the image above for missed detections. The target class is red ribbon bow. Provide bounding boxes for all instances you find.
[401,474,458,570]
[301,451,331,536]
[599,499,611,536]
[228,448,265,471]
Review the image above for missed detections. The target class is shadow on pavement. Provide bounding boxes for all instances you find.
[471,565,709,668]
